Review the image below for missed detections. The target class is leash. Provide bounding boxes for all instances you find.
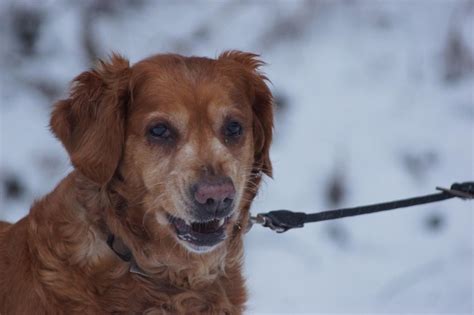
[106,181,473,274]
[250,181,474,233]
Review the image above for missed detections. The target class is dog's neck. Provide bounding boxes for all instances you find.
[21,171,247,312]
[42,171,244,290]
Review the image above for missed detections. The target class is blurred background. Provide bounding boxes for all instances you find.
[0,0,473,313]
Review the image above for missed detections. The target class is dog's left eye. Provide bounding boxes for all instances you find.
[224,121,243,138]
[149,124,171,139]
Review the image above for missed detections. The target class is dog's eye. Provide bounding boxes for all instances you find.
[225,121,243,138]
[149,124,171,139]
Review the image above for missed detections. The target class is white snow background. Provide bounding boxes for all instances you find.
[0,0,473,314]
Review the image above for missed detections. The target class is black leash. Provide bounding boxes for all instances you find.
[251,181,474,233]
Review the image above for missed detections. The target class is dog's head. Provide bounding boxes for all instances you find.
[50,52,273,254]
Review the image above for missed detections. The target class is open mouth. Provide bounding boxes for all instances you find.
[167,215,232,252]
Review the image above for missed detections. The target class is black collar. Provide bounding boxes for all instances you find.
[106,234,150,278]
[106,234,132,262]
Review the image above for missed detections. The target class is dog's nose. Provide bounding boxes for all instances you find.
[193,177,235,219]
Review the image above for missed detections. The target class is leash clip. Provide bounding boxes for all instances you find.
[436,182,474,200]
[251,210,307,233]
[251,214,286,233]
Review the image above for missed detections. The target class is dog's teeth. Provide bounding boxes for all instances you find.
[218,218,225,226]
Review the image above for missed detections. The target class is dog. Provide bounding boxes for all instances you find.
[0,51,273,314]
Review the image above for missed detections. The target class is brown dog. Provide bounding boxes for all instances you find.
[0,51,273,314]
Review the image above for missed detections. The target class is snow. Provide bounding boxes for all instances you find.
[1,0,473,313]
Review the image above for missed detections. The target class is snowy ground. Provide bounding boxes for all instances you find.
[0,1,473,314]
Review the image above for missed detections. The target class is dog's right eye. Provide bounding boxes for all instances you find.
[224,121,243,138]
[149,124,171,139]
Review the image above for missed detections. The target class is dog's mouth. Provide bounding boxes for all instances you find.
[167,214,232,253]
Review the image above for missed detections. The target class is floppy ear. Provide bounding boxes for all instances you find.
[50,54,131,185]
[219,51,274,177]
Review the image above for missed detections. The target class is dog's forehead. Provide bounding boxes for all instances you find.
[129,56,251,125]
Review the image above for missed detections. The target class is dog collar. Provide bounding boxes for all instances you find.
[106,234,150,278]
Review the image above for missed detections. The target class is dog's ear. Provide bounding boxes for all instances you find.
[219,51,274,177]
[50,54,130,185]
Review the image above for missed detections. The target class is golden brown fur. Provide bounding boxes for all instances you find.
[0,51,273,314]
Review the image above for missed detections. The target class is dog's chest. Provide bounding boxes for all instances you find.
[96,275,237,315]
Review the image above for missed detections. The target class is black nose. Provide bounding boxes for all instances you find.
[192,176,235,220]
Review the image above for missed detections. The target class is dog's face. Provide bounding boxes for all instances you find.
[50,52,273,254]
[124,55,264,253]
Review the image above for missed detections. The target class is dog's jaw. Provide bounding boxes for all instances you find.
[178,240,224,254]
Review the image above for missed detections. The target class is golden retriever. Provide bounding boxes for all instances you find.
[0,51,273,314]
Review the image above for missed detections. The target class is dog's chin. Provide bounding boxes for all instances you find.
[166,214,233,254]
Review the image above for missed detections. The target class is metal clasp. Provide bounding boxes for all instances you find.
[250,214,287,233]
[436,185,474,200]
